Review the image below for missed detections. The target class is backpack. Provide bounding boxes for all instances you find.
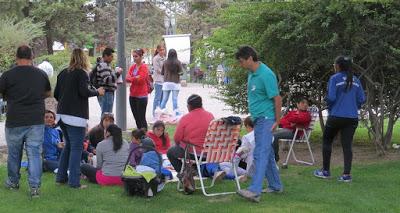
[121,146,164,197]
[147,74,154,94]
[89,63,99,89]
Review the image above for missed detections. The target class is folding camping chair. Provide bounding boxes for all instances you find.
[177,118,242,196]
[281,105,319,166]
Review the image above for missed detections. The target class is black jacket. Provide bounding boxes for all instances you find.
[54,68,98,119]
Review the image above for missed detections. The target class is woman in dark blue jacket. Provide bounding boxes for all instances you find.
[314,56,366,182]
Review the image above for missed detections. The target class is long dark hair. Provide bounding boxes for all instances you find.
[335,55,353,91]
[163,49,181,74]
[153,120,167,147]
[106,124,123,152]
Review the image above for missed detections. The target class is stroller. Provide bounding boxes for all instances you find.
[121,145,165,197]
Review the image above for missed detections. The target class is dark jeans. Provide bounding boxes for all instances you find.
[43,159,59,172]
[56,121,86,188]
[322,116,358,175]
[129,96,148,130]
[80,163,98,184]
[272,128,295,162]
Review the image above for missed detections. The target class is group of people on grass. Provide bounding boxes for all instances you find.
[0,45,365,202]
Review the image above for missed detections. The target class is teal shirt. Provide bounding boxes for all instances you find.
[247,62,279,120]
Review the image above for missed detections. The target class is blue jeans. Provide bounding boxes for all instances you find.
[152,83,163,116]
[248,117,282,195]
[6,125,44,188]
[43,159,59,172]
[56,122,85,187]
[160,90,179,113]
[97,91,114,114]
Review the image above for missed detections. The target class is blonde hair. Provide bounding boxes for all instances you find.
[68,48,91,72]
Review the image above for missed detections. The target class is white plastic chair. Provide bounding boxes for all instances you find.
[281,105,318,166]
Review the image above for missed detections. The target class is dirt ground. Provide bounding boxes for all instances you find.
[277,142,400,168]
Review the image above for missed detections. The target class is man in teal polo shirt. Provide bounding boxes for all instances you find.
[235,46,283,202]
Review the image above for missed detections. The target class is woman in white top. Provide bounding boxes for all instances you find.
[160,49,183,116]
[152,44,166,117]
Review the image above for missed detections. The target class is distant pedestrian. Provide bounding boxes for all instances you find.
[314,56,366,182]
[235,46,283,203]
[0,45,51,198]
[160,49,183,116]
[126,48,150,130]
[54,48,105,189]
[94,47,122,114]
[37,58,54,77]
[152,44,166,117]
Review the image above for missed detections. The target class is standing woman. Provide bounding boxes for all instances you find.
[126,48,150,129]
[54,48,105,188]
[152,44,166,117]
[160,49,183,116]
[314,56,365,182]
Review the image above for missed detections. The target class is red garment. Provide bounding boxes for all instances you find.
[126,63,149,97]
[280,110,312,130]
[96,169,123,186]
[147,131,171,154]
[174,108,214,153]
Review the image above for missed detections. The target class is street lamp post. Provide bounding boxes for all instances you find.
[116,0,126,130]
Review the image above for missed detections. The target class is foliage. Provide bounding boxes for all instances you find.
[198,0,400,153]
[0,17,44,72]
[1,161,400,212]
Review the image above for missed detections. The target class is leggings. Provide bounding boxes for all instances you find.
[322,116,358,175]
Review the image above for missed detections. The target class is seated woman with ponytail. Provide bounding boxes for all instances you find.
[80,124,129,186]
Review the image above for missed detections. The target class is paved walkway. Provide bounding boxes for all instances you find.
[0,83,244,146]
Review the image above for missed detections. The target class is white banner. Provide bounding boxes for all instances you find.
[163,34,191,64]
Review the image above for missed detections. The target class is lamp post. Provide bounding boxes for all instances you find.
[116,0,126,130]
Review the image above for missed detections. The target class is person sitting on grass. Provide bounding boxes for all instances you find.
[147,120,171,155]
[272,96,311,162]
[43,110,64,173]
[87,112,115,149]
[80,124,129,186]
[128,128,155,167]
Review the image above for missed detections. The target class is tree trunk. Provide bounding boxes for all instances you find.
[45,22,53,55]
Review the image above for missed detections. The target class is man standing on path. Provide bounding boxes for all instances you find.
[235,46,283,202]
[95,47,122,114]
[0,45,51,198]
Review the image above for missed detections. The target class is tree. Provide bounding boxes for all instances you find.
[29,0,91,54]
[198,0,400,154]
[0,17,44,71]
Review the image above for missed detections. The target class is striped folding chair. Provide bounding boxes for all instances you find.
[281,105,319,167]
[177,118,242,196]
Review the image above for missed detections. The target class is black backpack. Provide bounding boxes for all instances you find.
[89,63,99,89]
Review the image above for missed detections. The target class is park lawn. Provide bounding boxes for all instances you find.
[0,161,399,213]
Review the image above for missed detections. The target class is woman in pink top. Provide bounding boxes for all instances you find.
[167,94,214,172]
[147,120,171,154]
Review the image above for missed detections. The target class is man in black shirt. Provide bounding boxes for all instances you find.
[0,45,51,198]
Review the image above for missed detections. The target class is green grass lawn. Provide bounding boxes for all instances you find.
[0,161,399,213]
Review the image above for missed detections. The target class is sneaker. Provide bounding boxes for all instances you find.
[212,171,226,182]
[4,179,19,190]
[313,169,331,179]
[262,187,283,193]
[30,187,40,198]
[338,174,352,183]
[237,189,260,203]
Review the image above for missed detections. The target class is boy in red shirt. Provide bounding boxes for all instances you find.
[273,97,311,162]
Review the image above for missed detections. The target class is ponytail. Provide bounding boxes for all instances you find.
[106,124,123,152]
[334,55,353,91]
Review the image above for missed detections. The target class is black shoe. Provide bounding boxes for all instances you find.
[30,187,40,198]
[4,179,19,190]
